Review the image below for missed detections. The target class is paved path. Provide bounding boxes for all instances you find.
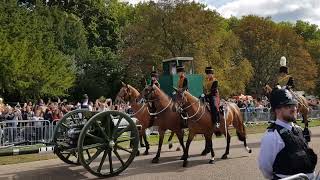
[0,127,320,180]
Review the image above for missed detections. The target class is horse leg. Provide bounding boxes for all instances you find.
[205,133,215,164]
[200,139,210,156]
[152,130,165,163]
[168,131,174,149]
[175,129,186,160]
[221,130,231,159]
[140,132,145,147]
[302,113,309,128]
[183,131,195,167]
[143,130,150,155]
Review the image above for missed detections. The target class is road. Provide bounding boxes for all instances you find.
[0,127,320,180]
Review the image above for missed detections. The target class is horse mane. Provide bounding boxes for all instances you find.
[153,85,170,102]
[127,84,140,98]
[184,91,199,104]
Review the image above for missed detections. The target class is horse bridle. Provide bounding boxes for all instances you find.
[176,91,205,122]
[143,86,172,116]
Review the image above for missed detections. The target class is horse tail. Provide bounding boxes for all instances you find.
[231,103,246,142]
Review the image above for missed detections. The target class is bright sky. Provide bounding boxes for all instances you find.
[125,0,320,26]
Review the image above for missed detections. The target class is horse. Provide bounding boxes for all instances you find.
[115,82,179,155]
[263,84,310,128]
[141,84,186,163]
[174,88,252,167]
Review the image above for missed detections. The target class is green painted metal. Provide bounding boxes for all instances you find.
[159,74,203,97]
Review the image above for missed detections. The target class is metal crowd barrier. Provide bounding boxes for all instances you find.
[241,107,320,125]
[0,120,52,146]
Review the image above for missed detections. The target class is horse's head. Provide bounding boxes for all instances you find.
[141,84,161,102]
[173,87,188,108]
[262,84,272,98]
[115,82,140,103]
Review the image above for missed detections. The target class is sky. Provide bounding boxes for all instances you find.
[125,0,320,26]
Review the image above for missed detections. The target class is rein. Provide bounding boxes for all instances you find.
[180,98,206,123]
[147,99,172,116]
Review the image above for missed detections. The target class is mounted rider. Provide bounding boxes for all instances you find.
[177,65,188,91]
[203,66,220,128]
[276,56,294,90]
[150,68,160,88]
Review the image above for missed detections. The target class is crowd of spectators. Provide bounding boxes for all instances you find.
[0,95,131,122]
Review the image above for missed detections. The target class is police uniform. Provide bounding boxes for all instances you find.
[258,88,317,179]
[177,65,188,91]
[276,56,294,89]
[203,67,220,126]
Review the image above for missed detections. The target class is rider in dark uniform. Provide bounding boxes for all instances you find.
[150,70,160,88]
[276,56,294,90]
[177,65,188,91]
[203,67,220,127]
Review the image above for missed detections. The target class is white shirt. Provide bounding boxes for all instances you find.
[258,119,315,179]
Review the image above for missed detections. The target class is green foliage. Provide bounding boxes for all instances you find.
[0,2,76,100]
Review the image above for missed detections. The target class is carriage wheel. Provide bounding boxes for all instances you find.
[78,111,139,177]
[53,109,96,165]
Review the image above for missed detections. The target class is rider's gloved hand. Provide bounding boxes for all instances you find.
[303,127,311,142]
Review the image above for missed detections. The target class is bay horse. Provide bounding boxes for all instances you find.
[174,88,252,167]
[141,84,186,163]
[263,84,310,128]
[115,82,178,155]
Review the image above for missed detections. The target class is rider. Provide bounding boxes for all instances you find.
[203,66,220,128]
[177,65,188,91]
[276,56,294,90]
[150,69,160,88]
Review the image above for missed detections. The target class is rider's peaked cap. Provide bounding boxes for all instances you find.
[205,67,214,74]
[270,88,297,109]
[177,65,185,73]
[151,70,158,77]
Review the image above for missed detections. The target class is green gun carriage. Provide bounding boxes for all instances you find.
[52,109,140,177]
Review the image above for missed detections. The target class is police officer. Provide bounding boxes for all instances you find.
[203,67,220,127]
[258,88,317,179]
[277,56,294,89]
[177,65,188,91]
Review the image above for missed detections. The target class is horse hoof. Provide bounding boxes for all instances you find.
[169,143,173,149]
[176,147,181,151]
[136,150,140,156]
[143,151,149,155]
[221,154,228,159]
[180,155,187,160]
[209,159,215,164]
[183,160,188,167]
[248,149,252,153]
[152,157,159,163]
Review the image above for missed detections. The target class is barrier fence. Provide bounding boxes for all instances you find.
[1,108,320,147]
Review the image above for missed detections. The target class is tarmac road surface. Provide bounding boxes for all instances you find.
[0,126,320,180]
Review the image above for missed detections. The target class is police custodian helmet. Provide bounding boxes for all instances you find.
[270,88,297,109]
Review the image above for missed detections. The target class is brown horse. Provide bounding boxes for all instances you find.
[263,84,310,128]
[174,88,251,167]
[141,84,186,163]
[115,82,178,155]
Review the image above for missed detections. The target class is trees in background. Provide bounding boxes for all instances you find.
[0,0,319,101]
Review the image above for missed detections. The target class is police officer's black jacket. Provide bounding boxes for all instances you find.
[268,123,317,176]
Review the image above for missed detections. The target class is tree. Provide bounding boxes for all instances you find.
[0,1,76,101]
[233,16,318,95]
[121,1,253,97]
